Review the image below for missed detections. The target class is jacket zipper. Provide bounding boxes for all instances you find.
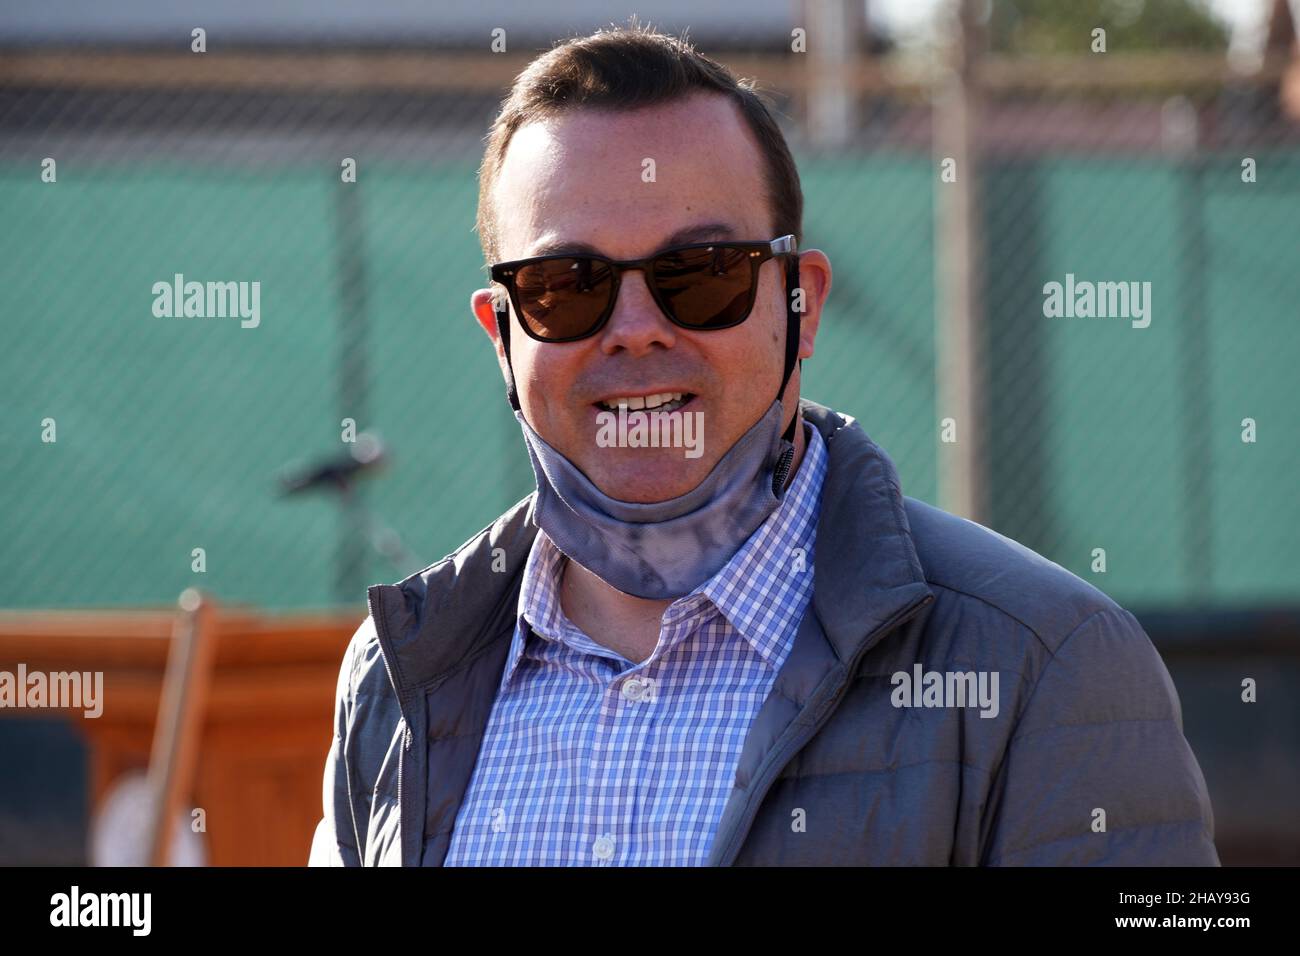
[397,725,411,847]
[713,592,935,865]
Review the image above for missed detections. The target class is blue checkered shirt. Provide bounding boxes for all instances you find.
[443,421,827,866]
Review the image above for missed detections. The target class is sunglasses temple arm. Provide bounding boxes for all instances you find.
[495,305,523,413]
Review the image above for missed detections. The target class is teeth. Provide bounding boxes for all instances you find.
[598,392,689,412]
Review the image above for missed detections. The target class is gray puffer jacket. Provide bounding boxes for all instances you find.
[309,399,1218,866]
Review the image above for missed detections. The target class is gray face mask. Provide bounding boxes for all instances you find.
[515,399,796,599]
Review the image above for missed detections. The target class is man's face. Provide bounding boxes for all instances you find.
[474,92,823,502]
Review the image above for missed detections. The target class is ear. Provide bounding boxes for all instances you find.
[792,249,831,360]
[471,288,507,363]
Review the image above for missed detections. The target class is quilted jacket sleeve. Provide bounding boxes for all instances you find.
[308,618,369,867]
[982,606,1219,865]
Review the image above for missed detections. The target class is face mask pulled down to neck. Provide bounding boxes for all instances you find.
[515,396,796,599]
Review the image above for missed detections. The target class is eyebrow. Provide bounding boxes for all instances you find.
[524,222,739,259]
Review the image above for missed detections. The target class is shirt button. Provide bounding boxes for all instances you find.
[621,678,644,701]
[592,834,615,861]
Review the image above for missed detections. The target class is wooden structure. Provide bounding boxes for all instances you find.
[0,597,360,866]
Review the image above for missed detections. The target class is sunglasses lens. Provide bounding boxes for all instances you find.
[512,257,614,340]
[651,245,755,328]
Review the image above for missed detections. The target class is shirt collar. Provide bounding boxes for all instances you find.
[698,421,826,667]
[499,419,828,690]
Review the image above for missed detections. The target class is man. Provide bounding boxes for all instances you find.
[309,25,1218,866]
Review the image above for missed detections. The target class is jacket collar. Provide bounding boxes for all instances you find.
[799,400,932,663]
[367,398,932,708]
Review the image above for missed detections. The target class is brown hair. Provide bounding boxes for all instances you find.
[475,22,803,265]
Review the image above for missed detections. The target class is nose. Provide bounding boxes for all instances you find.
[597,267,678,358]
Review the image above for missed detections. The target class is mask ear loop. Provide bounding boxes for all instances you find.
[770,253,802,494]
[494,296,522,413]
[778,254,802,439]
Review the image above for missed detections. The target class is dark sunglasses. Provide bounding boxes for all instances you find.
[490,234,797,343]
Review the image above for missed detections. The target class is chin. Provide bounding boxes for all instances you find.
[585,454,710,503]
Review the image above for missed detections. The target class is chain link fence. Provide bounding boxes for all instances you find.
[1,26,1298,614]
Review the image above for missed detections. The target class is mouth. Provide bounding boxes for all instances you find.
[592,391,696,414]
